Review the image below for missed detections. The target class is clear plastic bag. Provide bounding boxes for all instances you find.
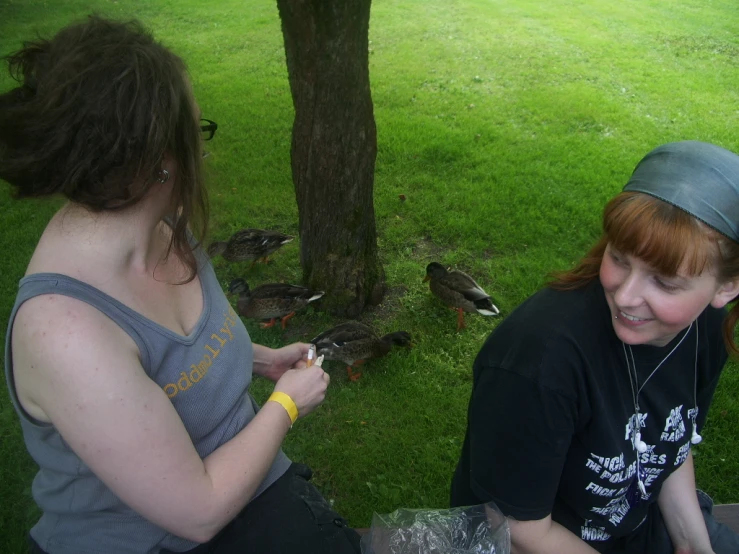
[360,502,510,554]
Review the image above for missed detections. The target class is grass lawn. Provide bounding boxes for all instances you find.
[2,0,739,551]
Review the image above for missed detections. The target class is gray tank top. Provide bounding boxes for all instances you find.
[4,250,291,554]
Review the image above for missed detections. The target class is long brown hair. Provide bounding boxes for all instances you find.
[0,15,208,281]
[550,192,739,353]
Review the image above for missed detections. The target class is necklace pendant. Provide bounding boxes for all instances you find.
[638,479,647,498]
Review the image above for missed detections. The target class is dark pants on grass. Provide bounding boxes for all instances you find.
[29,463,360,554]
[606,489,739,554]
[169,463,361,554]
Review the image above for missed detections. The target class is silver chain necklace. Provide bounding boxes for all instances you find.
[621,321,696,499]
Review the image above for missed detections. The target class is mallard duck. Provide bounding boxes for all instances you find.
[228,278,323,329]
[208,228,293,266]
[311,322,412,381]
[424,262,499,331]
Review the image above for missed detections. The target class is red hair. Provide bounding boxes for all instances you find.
[550,192,739,354]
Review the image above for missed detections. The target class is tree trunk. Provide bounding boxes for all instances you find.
[277,0,385,318]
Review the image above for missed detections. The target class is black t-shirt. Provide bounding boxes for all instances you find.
[450,280,727,551]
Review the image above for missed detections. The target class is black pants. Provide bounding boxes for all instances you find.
[30,463,360,554]
[607,489,739,554]
[166,463,361,554]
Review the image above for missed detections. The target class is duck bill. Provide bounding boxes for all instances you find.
[422,275,430,282]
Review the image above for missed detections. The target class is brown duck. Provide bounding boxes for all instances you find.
[228,278,323,329]
[424,262,499,331]
[208,228,293,266]
[311,322,412,381]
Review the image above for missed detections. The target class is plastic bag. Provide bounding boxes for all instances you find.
[360,502,510,554]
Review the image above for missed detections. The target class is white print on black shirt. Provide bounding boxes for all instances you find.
[638,444,667,466]
[591,493,631,526]
[624,412,647,452]
[585,450,644,527]
[582,404,693,539]
[634,444,666,488]
[661,404,685,442]
[586,453,637,484]
[585,482,620,497]
[687,407,699,434]
[675,441,690,466]
[581,519,611,542]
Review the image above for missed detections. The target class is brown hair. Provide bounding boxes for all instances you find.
[0,15,208,281]
[550,192,739,354]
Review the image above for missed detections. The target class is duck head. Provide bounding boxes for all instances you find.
[207,241,228,258]
[228,278,250,296]
[423,262,447,282]
[383,331,413,347]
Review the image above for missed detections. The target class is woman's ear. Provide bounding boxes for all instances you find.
[711,278,739,309]
[160,152,175,177]
[154,154,177,191]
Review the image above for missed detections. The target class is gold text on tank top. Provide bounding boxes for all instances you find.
[162,306,240,398]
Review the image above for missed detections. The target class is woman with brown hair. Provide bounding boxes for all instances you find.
[451,141,739,553]
[1,15,359,554]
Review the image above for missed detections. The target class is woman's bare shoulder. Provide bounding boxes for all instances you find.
[11,290,140,422]
[10,290,217,539]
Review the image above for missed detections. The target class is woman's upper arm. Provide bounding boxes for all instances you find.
[467,365,576,519]
[12,294,215,540]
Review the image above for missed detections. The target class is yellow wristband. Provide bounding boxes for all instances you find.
[268,391,299,425]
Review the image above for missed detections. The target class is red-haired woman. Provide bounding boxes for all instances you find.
[451,141,739,554]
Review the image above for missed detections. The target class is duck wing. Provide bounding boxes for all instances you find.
[224,229,290,258]
[240,229,293,255]
[432,270,499,316]
[237,284,322,320]
[229,228,265,246]
[311,321,376,347]
[250,283,323,302]
[442,270,491,302]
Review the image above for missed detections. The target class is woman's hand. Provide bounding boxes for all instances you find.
[273,363,330,418]
[253,342,329,417]
[253,343,311,382]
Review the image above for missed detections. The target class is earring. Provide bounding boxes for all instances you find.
[157,169,170,184]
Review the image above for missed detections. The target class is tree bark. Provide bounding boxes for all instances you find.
[277,0,385,318]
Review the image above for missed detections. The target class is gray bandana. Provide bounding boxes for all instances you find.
[623,141,739,242]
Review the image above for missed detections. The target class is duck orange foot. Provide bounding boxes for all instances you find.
[347,361,365,382]
[280,312,296,329]
[260,318,277,329]
[248,256,271,269]
[455,307,467,331]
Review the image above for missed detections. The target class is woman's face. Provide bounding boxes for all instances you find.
[600,243,737,346]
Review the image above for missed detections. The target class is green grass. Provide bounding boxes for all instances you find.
[2,0,739,550]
